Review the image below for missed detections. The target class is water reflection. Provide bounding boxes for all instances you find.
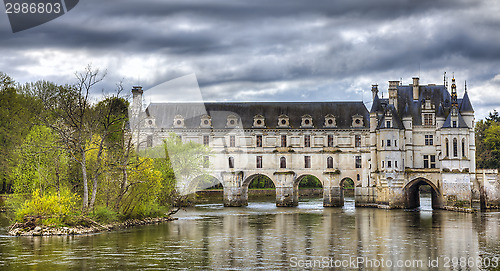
[0,195,499,270]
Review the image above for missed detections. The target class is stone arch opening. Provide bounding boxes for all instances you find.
[295,174,323,200]
[340,177,355,204]
[404,178,442,210]
[242,173,276,202]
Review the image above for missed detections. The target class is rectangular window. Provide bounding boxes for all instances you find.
[328,135,334,147]
[424,113,434,126]
[453,139,458,157]
[423,155,429,168]
[230,135,236,147]
[281,135,287,147]
[382,140,384,147]
[355,135,361,147]
[386,121,391,128]
[305,156,311,168]
[203,156,209,168]
[256,156,262,168]
[355,156,362,168]
[395,161,398,168]
[256,135,262,147]
[388,161,392,168]
[382,161,384,168]
[462,140,465,157]
[387,139,391,147]
[453,121,457,128]
[394,140,397,147]
[203,135,209,146]
[430,155,436,168]
[304,135,311,147]
[425,135,434,146]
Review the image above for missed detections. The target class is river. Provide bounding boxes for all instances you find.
[1,195,500,270]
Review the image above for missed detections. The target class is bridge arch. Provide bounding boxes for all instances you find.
[403,177,443,210]
[243,173,276,188]
[295,173,324,187]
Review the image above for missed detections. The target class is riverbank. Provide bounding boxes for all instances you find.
[8,215,178,236]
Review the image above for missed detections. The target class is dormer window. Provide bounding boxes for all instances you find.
[351,114,364,127]
[301,114,313,128]
[386,120,391,128]
[423,113,434,126]
[278,114,289,128]
[173,115,184,128]
[253,114,265,128]
[324,114,336,128]
[226,115,239,128]
[200,114,212,128]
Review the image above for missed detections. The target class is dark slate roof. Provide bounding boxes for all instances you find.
[442,111,469,128]
[370,93,383,113]
[436,103,445,118]
[459,91,474,113]
[394,85,451,126]
[144,101,369,129]
[377,104,405,129]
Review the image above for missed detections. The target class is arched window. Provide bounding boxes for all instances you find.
[357,174,360,181]
[445,138,449,157]
[280,157,286,168]
[327,156,334,169]
[228,157,234,169]
[462,139,466,157]
[453,138,458,157]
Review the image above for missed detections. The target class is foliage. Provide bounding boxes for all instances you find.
[298,176,323,188]
[89,206,119,224]
[119,157,164,218]
[476,110,500,169]
[0,73,43,193]
[248,176,275,189]
[15,189,79,224]
[11,125,68,195]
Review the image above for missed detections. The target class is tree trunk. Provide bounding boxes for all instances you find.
[81,151,89,210]
[89,175,98,209]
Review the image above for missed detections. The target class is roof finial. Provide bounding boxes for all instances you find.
[465,80,467,92]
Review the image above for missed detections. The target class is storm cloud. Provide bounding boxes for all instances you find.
[1,0,500,118]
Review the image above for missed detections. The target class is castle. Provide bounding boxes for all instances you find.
[130,75,500,210]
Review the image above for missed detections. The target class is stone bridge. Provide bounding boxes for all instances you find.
[204,168,365,207]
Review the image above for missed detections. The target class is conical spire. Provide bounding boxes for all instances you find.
[460,90,474,113]
[370,93,383,113]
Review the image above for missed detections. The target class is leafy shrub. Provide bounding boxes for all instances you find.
[90,206,119,223]
[15,189,79,225]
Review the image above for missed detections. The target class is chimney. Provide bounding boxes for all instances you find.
[388,81,399,108]
[131,86,143,117]
[371,84,379,100]
[412,77,419,100]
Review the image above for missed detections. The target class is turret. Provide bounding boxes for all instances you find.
[460,84,474,128]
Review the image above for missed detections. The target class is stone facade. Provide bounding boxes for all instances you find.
[130,76,500,210]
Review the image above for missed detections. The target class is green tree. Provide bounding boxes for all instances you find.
[0,73,42,193]
[476,110,500,169]
[11,125,68,196]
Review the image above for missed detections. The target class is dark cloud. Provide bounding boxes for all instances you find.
[1,0,500,119]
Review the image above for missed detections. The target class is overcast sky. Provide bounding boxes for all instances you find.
[1,0,500,119]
